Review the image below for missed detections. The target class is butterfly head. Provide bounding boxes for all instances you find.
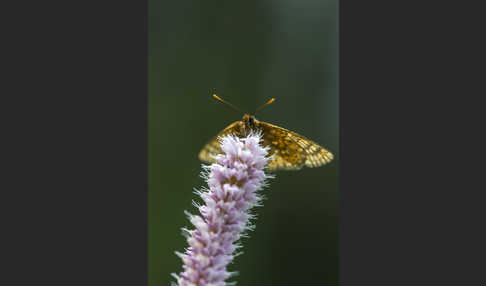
[210,93,272,134]
[242,114,259,131]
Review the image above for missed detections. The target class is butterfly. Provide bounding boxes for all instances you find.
[199,94,334,171]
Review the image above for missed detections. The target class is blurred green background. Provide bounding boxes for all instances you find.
[149,0,338,285]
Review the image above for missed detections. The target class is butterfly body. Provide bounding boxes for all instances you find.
[199,113,333,171]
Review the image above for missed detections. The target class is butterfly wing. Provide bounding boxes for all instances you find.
[259,121,334,171]
[198,121,244,164]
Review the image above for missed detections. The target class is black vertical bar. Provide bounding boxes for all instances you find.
[2,0,148,285]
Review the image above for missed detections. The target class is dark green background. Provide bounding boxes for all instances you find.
[149,1,338,285]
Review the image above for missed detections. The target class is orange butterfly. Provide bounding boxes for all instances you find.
[199,94,334,171]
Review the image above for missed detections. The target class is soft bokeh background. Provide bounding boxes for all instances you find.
[149,0,338,285]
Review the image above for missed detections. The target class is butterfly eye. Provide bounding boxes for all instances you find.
[249,117,254,125]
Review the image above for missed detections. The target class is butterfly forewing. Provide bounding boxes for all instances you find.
[198,121,244,164]
[259,122,333,171]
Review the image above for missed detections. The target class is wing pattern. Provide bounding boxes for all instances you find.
[198,120,333,171]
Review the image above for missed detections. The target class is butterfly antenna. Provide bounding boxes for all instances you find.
[255,98,276,114]
[212,93,241,112]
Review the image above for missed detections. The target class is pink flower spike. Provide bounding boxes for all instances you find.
[173,133,272,286]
